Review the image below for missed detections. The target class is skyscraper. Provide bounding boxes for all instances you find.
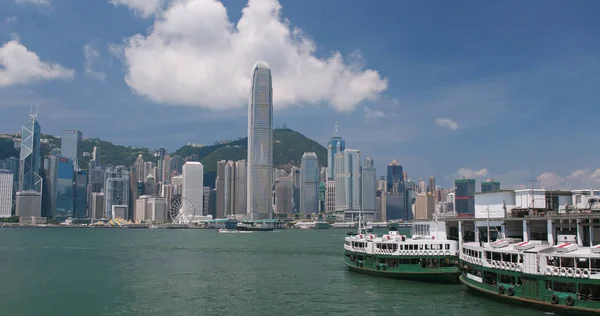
[300,152,319,214]
[361,158,376,214]
[428,176,436,194]
[327,123,345,180]
[104,166,130,219]
[247,61,273,221]
[18,111,42,194]
[455,178,475,216]
[0,170,14,217]
[74,170,87,218]
[481,178,501,192]
[386,160,403,194]
[182,162,204,218]
[334,149,361,220]
[56,157,74,221]
[61,130,82,170]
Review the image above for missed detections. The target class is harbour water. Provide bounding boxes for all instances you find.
[0,228,546,315]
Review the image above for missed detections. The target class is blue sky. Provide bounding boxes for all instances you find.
[1,0,599,189]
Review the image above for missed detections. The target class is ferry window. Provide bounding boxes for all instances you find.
[446,244,450,250]
[486,251,491,260]
[419,244,423,250]
[425,245,429,250]
[554,282,576,293]
[560,257,575,267]
[576,258,589,269]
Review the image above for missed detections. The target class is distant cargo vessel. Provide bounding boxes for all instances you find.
[236,223,274,232]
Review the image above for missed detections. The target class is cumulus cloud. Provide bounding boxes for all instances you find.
[4,16,18,24]
[435,117,459,130]
[109,0,166,18]
[0,40,75,87]
[456,167,489,178]
[15,0,49,5]
[364,106,384,123]
[115,0,387,111]
[536,169,600,189]
[83,43,106,81]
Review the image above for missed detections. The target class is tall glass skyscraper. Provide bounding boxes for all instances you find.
[56,157,74,221]
[61,130,82,170]
[19,112,42,193]
[326,123,345,180]
[247,61,273,221]
[300,152,319,214]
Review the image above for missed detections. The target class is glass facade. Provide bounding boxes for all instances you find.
[300,152,319,214]
[455,179,475,215]
[247,61,273,220]
[327,136,345,180]
[74,170,87,218]
[386,161,403,194]
[56,157,74,221]
[481,181,500,192]
[61,130,82,170]
[19,115,42,193]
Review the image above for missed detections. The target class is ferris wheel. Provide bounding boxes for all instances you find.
[170,196,196,224]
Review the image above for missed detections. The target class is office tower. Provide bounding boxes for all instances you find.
[0,157,19,193]
[182,161,204,218]
[143,162,154,181]
[134,154,144,181]
[415,193,435,220]
[327,123,345,180]
[455,178,475,215]
[291,166,300,213]
[0,170,13,217]
[74,170,87,218]
[481,178,501,192]
[56,157,74,221]
[418,179,427,194]
[61,130,82,170]
[428,176,436,194]
[172,175,183,194]
[161,184,175,216]
[274,177,293,214]
[319,182,326,213]
[203,187,211,217]
[90,192,104,219]
[386,160,403,194]
[104,166,130,219]
[319,167,327,183]
[300,152,319,214]
[403,171,408,181]
[216,160,234,218]
[42,155,58,218]
[144,173,155,196]
[162,154,172,184]
[376,188,386,221]
[247,61,273,221]
[234,160,247,216]
[15,191,42,219]
[92,146,100,163]
[361,157,376,214]
[325,180,335,213]
[18,111,42,197]
[334,149,361,219]
[385,159,408,221]
[170,156,184,175]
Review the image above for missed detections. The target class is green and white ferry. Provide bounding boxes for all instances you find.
[460,238,600,314]
[343,220,461,283]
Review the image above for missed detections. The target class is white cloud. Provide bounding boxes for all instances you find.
[109,0,166,18]
[364,106,384,123]
[0,40,75,87]
[535,169,600,189]
[456,167,489,179]
[4,16,18,24]
[15,0,49,5]
[435,117,459,130]
[83,44,106,81]
[116,0,387,111]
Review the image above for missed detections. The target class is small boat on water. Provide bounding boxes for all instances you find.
[365,225,374,233]
[237,223,274,232]
[217,228,251,234]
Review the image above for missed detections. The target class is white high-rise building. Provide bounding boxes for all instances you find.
[334,149,361,220]
[0,170,14,217]
[247,61,273,221]
[182,162,204,218]
[300,152,319,214]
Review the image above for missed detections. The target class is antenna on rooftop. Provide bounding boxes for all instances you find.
[525,179,538,208]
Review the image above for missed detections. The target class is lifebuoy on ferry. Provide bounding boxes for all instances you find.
[567,268,574,277]
[376,264,381,270]
[575,268,582,277]
[583,269,590,278]
[552,267,560,275]
[382,265,387,271]
[508,287,515,296]
[560,268,567,276]
[510,263,516,270]
[546,267,552,275]
[497,286,505,295]
[445,251,450,256]
[551,295,559,304]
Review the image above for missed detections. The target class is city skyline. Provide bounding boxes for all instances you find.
[0,0,599,189]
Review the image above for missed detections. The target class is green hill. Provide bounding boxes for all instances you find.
[1,128,327,187]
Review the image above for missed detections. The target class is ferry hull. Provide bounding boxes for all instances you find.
[460,274,600,315]
[343,255,460,284]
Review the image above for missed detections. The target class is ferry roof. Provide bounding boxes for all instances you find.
[464,241,600,258]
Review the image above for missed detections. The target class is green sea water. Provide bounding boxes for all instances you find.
[0,228,547,316]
